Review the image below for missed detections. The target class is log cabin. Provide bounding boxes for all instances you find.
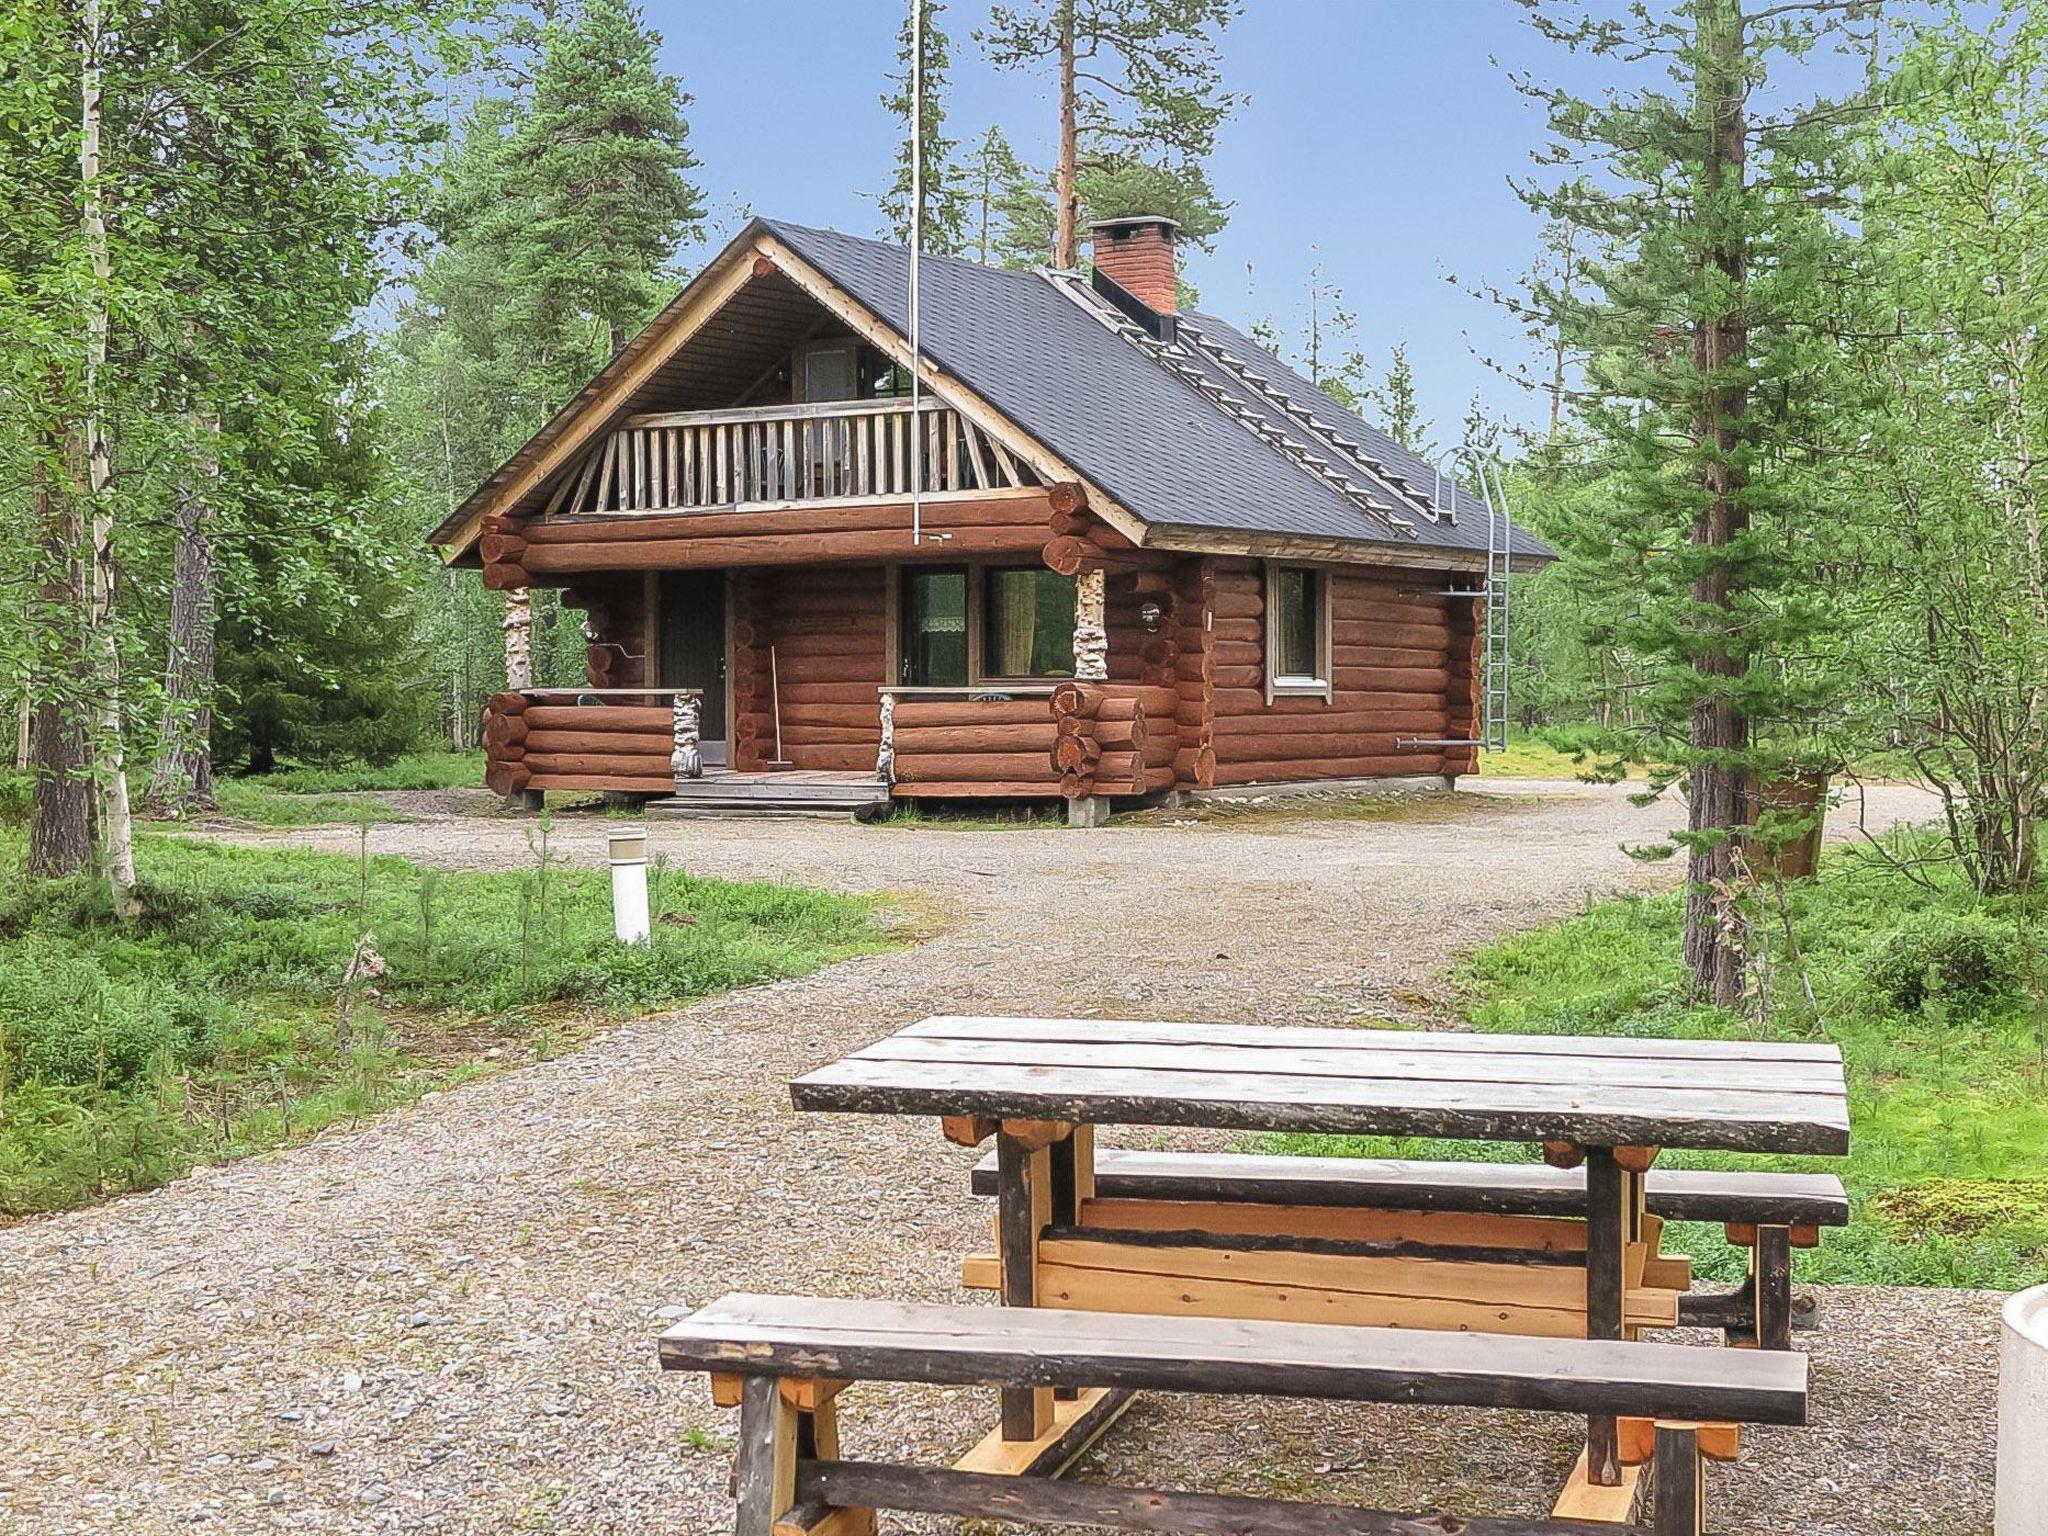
[433,214,1553,823]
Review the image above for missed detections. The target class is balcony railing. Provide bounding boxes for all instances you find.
[547,397,1041,517]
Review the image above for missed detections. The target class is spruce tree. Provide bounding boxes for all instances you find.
[961,125,1054,268]
[880,0,969,255]
[1514,0,1872,1003]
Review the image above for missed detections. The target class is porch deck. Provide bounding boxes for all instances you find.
[643,768,889,821]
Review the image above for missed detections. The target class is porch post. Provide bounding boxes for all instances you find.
[876,690,896,785]
[1072,568,1107,682]
[670,692,703,780]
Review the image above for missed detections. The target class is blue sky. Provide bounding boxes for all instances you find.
[642,0,1879,437]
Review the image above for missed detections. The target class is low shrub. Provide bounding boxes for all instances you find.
[1863,912,2026,1016]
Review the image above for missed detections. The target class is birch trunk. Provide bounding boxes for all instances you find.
[79,0,138,912]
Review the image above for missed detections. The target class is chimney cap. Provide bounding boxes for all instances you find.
[1089,214,1182,236]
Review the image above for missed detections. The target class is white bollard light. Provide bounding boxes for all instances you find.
[1999,1283,2048,1535]
[608,826,650,945]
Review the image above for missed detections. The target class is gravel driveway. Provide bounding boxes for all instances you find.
[0,780,2001,1535]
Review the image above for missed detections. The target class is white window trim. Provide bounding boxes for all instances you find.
[1264,560,1333,704]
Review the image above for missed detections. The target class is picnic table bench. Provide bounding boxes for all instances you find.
[787,1014,1850,1517]
[662,1292,1809,1536]
[966,1146,1847,1347]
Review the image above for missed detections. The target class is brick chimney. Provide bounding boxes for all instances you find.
[1090,215,1180,314]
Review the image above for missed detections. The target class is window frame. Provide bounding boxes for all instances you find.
[890,562,1079,690]
[1264,560,1333,703]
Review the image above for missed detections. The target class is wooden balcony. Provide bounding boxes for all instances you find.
[546,398,1044,517]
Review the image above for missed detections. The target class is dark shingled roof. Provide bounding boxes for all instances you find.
[762,218,1551,563]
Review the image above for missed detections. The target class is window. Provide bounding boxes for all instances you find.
[896,565,1078,686]
[900,566,969,686]
[982,568,1077,680]
[1267,564,1329,696]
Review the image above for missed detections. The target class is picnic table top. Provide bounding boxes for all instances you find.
[789,1015,1851,1156]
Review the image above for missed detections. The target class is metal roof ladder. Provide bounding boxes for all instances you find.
[1400,451,1513,756]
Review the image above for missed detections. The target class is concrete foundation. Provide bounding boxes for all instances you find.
[1066,795,1112,829]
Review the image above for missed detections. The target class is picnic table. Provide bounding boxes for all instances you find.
[789,1014,1850,1518]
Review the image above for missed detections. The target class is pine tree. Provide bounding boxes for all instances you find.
[1514,0,1873,1003]
[980,0,1241,267]
[962,125,1055,268]
[496,0,704,378]
[880,0,970,255]
[1363,344,1430,453]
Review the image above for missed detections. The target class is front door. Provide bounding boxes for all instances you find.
[660,570,727,767]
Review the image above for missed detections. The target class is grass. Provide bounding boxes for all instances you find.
[1258,838,2048,1290]
[1480,726,1648,780]
[0,826,892,1218]
[200,751,486,827]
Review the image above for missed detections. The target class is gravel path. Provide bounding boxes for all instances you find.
[0,780,2002,1535]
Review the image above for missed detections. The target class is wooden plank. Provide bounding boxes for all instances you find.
[1551,1450,1644,1525]
[660,1295,1809,1425]
[967,1148,1850,1227]
[801,1459,1650,1536]
[951,1385,1135,1477]
[855,1033,1847,1097]
[1584,1149,1627,1487]
[792,1058,1851,1156]
[1651,1425,1704,1536]
[901,1015,1842,1066]
[995,1131,1053,1440]
[735,1374,798,1536]
[1753,1226,1793,1351]
[1075,1198,1591,1254]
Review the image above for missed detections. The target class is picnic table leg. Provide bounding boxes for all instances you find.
[996,1127,1054,1441]
[1753,1225,1794,1351]
[1046,1125,1094,1402]
[1584,1147,1627,1486]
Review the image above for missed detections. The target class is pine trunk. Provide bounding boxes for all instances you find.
[143,414,220,815]
[1681,0,1751,1008]
[1053,0,1078,269]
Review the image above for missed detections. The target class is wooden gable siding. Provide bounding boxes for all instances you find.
[1203,558,1478,785]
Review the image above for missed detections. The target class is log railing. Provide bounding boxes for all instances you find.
[483,688,703,797]
[548,398,1041,516]
[876,682,1178,800]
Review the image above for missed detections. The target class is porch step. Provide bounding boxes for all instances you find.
[644,771,889,821]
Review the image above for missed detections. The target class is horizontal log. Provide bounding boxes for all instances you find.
[1213,711,1450,738]
[525,752,675,778]
[524,705,674,732]
[894,752,1063,783]
[774,633,884,660]
[480,564,529,591]
[1212,756,1446,784]
[1212,733,1436,760]
[784,747,883,774]
[487,692,529,717]
[1051,735,1101,773]
[479,532,527,565]
[484,715,528,751]
[895,781,1067,799]
[779,682,887,706]
[1101,684,1181,716]
[523,493,1055,544]
[1210,590,1266,621]
[1174,744,1217,788]
[894,699,1056,728]
[779,704,885,729]
[895,724,1058,753]
[525,773,674,793]
[1210,689,1448,717]
[779,727,880,746]
[522,524,1050,573]
[483,759,530,796]
[1049,682,1103,719]
[1047,482,1087,517]
[1044,536,1147,577]
[1091,750,1147,793]
[522,728,670,756]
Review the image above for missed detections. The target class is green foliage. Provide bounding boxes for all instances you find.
[1864,914,2027,1018]
[980,0,1241,257]
[880,0,970,255]
[1417,839,2047,1286]
[962,125,1054,268]
[0,831,889,1216]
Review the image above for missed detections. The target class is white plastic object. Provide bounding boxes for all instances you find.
[608,826,650,945]
[1998,1283,2048,1535]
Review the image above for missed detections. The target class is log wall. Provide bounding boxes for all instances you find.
[757,564,889,774]
[891,693,1064,798]
[1203,558,1470,787]
[561,578,651,690]
[482,694,675,796]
